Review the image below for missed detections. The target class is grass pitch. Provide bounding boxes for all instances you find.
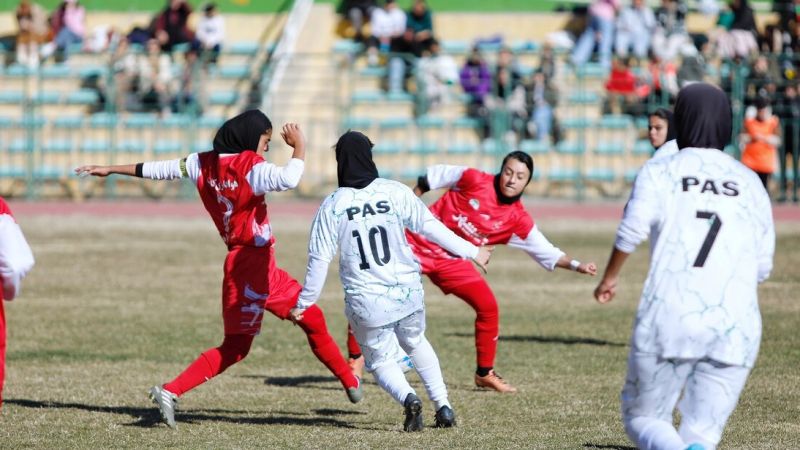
[0,211,798,449]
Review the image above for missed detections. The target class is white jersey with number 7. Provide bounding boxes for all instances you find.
[617,147,775,368]
[297,178,478,328]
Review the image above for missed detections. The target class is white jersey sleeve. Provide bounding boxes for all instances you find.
[507,224,565,271]
[615,162,664,253]
[0,214,34,301]
[426,165,468,190]
[246,158,305,195]
[141,153,201,182]
[402,191,478,260]
[296,196,340,310]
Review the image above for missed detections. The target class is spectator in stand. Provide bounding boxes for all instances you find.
[15,0,49,68]
[366,0,405,66]
[51,0,86,61]
[605,57,647,115]
[741,97,781,191]
[745,55,779,106]
[642,52,679,104]
[336,0,376,42]
[417,39,459,109]
[135,38,174,115]
[459,48,492,139]
[196,3,224,65]
[715,0,758,59]
[110,38,138,111]
[774,84,800,202]
[485,47,527,142]
[154,0,194,53]
[387,28,421,93]
[677,37,708,87]
[571,0,619,70]
[406,0,433,53]
[615,0,656,62]
[652,0,691,63]
[526,69,558,143]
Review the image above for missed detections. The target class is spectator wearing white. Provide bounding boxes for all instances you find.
[615,0,656,61]
[197,3,225,64]
[651,0,692,63]
[714,0,758,59]
[417,39,459,109]
[366,0,406,66]
[135,38,175,115]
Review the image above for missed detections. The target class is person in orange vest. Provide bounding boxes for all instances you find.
[741,97,781,191]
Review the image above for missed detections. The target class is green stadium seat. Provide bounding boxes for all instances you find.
[88,112,118,128]
[595,141,625,155]
[66,89,100,105]
[332,39,363,55]
[351,90,384,103]
[567,91,600,105]
[153,139,182,155]
[217,65,249,79]
[519,139,550,155]
[43,138,73,153]
[510,40,540,54]
[0,91,24,104]
[124,113,158,128]
[198,115,224,129]
[30,91,61,105]
[624,169,639,183]
[378,117,412,129]
[40,64,71,79]
[416,115,445,129]
[373,141,403,154]
[598,114,633,129]
[358,66,387,78]
[409,142,438,155]
[4,64,35,77]
[208,91,239,106]
[547,168,581,182]
[574,62,608,78]
[555,141,585,155]
[117,139,146,154]
[441,40,468,55]
[447,142,478,154]
[585,168,617,182]
[632,139,653,155]
[561,117,593,129]
[80,139,111,153]
[226,42,259,56]
[162,114,194,128]
[342,116,373,131]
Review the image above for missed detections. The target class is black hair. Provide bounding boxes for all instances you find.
[755,96,771,109]
[494,151,534,204]
[649,108,671,121]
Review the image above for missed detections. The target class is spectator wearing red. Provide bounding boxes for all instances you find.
[741,97,781,191]
[154,0,194,52]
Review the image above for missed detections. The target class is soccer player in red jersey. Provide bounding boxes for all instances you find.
[346,151,597,392]
[0,196,35,409]
[75,110,361,428]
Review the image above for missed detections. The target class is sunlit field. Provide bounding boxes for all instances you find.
[0,211,798,449]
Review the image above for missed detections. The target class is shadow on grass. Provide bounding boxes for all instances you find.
[583,443,636,450]
[4,398,358,429]
[448,332,625,347]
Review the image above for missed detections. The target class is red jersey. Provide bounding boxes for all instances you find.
[196,152,272,248]
[407,169,534,259]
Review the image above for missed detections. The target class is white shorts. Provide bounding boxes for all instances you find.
[622,351,751,448]
[350,308,425,373]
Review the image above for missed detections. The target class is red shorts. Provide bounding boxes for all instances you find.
[414,251,483,295]
[265,246,303,320]
[222,246,270,335]
[222,246,303,335]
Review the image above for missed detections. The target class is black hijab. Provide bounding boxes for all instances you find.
[335,131,379,189]
[674,83,731,150]
[664,110,677,142]
[212,110,271,154]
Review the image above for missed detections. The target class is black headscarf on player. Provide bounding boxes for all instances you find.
[674,83,732,151]
[335,130,379,189]
[494,151,534,205]
[212,110,272,154]
[651,108,677,143]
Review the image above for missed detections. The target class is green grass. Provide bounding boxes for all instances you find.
[0,212,798,448]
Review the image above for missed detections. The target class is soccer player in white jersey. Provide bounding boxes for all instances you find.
[594,83,775,450]
[289,131,492,432]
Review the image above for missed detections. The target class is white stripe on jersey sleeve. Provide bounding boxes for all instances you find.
[507,224,565,271]
[141,153,201,182]
[426,164,468,190]
[0,214,34,301]
[246,158,304,195]
[615,163,663,253]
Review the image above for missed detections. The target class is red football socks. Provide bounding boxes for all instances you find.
[297,305,359,389]
[163,334,254,396]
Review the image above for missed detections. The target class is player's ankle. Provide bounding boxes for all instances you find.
[476,366,492,377]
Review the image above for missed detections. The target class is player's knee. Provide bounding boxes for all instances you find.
[219,334,254,362]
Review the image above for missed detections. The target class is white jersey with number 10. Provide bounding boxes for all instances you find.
[298,178,478,328]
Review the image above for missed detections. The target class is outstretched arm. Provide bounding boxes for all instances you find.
[593,247,629,304]
[75,155,199,181]
[74,164,139,178]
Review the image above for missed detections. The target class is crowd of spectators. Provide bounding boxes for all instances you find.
[3,0,228,116]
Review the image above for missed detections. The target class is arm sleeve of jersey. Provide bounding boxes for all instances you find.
[0,214,35,301]
[426,165,468,190]
[756,189,775,283]
[615,164,661,253]
[404,191,478,259]
[297,199,339,309]
[507,224,565,271]
[141,158,185,180]
[246,158,305,195]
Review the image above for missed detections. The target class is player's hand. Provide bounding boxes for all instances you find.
[473,245,494,274]
[289,307,305,324]
[74,165,111,177]
[579,262,597,276]
[593,277,617,304]
[280,123,305,150]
